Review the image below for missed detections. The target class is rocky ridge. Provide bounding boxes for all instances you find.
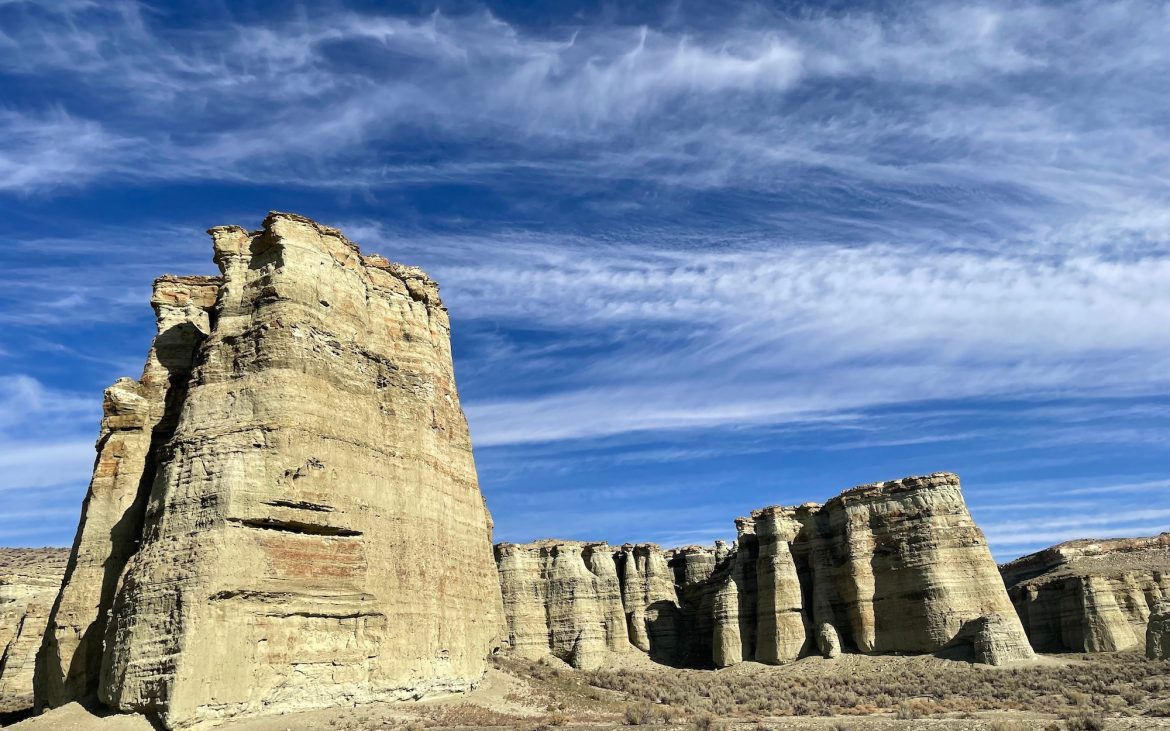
[0,549,67,712]
[25,213,506,729]
[1001,533,1170,653]
[496,472,1034,669]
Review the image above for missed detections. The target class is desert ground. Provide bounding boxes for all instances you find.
[8,651,1170,730]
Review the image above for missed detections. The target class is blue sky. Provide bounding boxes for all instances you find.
[1,0,1168,560]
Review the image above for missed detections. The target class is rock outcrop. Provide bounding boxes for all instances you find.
[616,544,682,663]
[800,473,1028,657]
[1000,533,1170,653]
[0,549,67,711]
[1149,602,1170,660]
[36,276,220,709]
[495,472,1032,669]
[33,213,505,729]
[494,541,630,670]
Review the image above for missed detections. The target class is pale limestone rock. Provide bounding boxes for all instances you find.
[815,623,841,659]
[41,213,503,729]
[799,473,1031,658]
[1001,533,1170,653]
[494,543,553,660]
[752,507,806,664]
[497,473,1027,669]
[1148,602,1170,660]
[711,577,741,668]
[616,544,682,664]
[668,546,723,666]
[942,615,1035,666]
[0,550,68,711]
[494,541,629,670]
[35,276,219,709]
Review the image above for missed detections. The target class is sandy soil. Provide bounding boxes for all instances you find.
[5,653,1170,730]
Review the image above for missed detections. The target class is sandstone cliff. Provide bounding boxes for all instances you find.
[495,473,1032,669]
[0,549,67,712]
[33,213,505,729]
[1000,533,1170,653]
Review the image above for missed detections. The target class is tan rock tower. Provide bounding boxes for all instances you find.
[35,213,505,728]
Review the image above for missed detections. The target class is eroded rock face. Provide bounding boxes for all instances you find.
[616,544,681,662]
[803,473,1029,656]
[0,549,67,711]
[1001,533,1170,653]
[36,213,504,729]
[494,541,630,670]
[1149,602,1170,660]
[36,276,219,709]
[495,472,1031,669]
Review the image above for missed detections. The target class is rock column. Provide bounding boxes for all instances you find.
[35,276,219,709]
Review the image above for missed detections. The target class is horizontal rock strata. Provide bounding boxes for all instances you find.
[495,541,629,670]
[0,549,67,712]
[36,275,220,709]
[32,213,505,729]
[1001,533,1170,653]
[496,472,1032,669]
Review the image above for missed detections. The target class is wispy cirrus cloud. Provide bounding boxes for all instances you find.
[0,0,1166,252]
[1,0,1168,553]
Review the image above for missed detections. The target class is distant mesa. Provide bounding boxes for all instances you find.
[0,213,1165,729]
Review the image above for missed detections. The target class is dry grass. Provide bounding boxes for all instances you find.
[579,652,1170,722]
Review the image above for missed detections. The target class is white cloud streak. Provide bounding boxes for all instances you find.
[0,0,1166,257]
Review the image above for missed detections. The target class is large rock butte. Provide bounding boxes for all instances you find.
[0,549,67,712]
[30,213,505,729]
[1000,533,1170,653]
[496,472,1033,668]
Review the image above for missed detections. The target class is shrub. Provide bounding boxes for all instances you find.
[1151,700,1170,717]
[624,703,653,725]
[690,712,724,731]
[895,701,925,720]
[1062,710,1106,731]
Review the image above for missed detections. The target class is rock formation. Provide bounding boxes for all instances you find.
[494,541,630,670]
[1001,533,1170,653]
[36,275,220,709]
[1148,602,1170,660]
[0,549,67,712]
[495,472,1032,669]
[800,473,1030,658]
[33,213,505,729]
[615,544,682,663]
